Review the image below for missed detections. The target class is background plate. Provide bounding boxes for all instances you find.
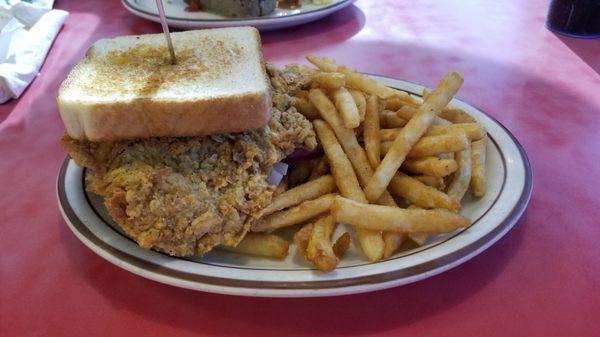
[57,75,532,297]
[121,0,355,31]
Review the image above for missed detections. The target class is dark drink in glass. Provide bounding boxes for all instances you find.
[547,0,600,38]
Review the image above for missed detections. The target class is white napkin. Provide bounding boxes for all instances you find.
[0,0,68,103]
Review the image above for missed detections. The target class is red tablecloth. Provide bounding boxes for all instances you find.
[1,1,599,336]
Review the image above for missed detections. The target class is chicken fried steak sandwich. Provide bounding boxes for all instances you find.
[58,27,316,256]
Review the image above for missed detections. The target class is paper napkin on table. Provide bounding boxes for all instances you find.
[0,0,68,103]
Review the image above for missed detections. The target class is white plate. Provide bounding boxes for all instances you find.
[57,75,532,297]
[121,0,355,31]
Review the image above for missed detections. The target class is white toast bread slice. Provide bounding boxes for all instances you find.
[58,27,271,141]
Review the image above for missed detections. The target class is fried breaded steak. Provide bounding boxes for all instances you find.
[62,64,316,256]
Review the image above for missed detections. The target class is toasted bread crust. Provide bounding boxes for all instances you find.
[58,91,271,141]
[58,27,271,141]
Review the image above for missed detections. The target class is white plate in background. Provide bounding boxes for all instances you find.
[121,0,355,30]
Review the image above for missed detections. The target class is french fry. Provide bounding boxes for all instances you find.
[422,88,432,101]
[220,233,289,259]
[252,193,337,232]
[471,137,487,197]
[309,156,330,180]
[309,89,373,186]
[406,205,428,245]
[379,128,401,142]
[407,133,470,157]
[381,124,485,142]
[446,136,473,204]
[364,72,464,202]
[422,89,476,124]
[310,89,407,258]
[395,105,417,120]
[409,232,429,245]
[388,172,459,211]
[427,123,486,141]
[439,107,476,123]
[401,157,459,177]
[380,132,470,158]
[332,196,470,233]
[310,89,388,193]
[380,110,407,128]
[333,87,361,129]
[313,119,384,261]
[438,152,455,159]
[407,94,424,106]
[333,232,351,258]
[294,223,313,258]
[232,60,485,271]
[384,97,404,111]
[309,89,402,259]
[306,214,338,272]
[313,120,365,202]
[412,175,446,190]
[383,232,406,258]
[312,72,345,90]
[380,193,405,257]
[261,175,337,216]
[307,55,415,102]
[344,71,409,99]
[397,105,450,126]
[287,160,314,187]
[291,96,321,120]
[273,176,288,197]
[306,54,338,72]
[349,89,367,121]
[364,94,382,168]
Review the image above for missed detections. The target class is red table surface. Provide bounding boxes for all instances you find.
[1,1,599,336]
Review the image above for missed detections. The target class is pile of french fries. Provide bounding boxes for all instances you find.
[223,55,488,272]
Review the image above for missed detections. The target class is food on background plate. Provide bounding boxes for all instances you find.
[184,0,277,17]
[183,0,333,17]
[278,0,333,10]
[58,26,489,272]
